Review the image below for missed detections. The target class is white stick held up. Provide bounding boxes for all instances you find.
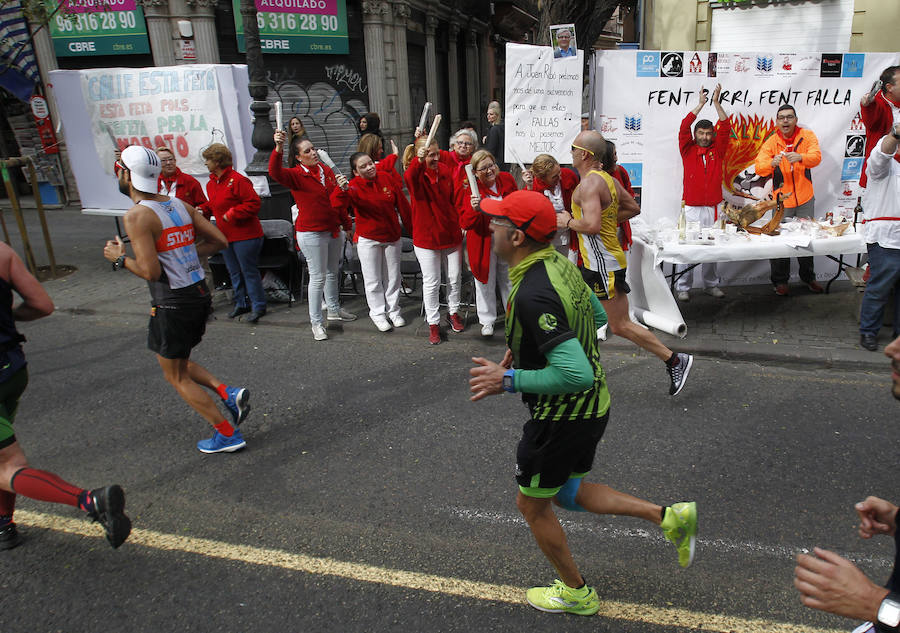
[424,114,442,150]
[418,102,432,132]
[465,164,479,196]
[509,147,526,172]
[275,102,283,131]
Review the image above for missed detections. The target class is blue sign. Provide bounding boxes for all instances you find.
[621,163,642,187]
[636,52,659,77]
[841,157,862,181]
[842,54,864,78]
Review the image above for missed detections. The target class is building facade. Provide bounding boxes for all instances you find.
[3,0,541,203]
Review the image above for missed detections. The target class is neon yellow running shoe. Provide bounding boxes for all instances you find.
[525,579,600,616]
[661,501,698,568]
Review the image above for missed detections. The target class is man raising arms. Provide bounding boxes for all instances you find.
[103,146,251,454]
[558,131,694,396]
[675,84,730,302]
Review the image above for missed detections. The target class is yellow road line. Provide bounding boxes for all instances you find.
[18,509,842,633]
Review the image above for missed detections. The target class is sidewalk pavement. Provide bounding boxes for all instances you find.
[1,200,892,372]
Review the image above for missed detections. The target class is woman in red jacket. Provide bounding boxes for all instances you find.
[457,150,518,337]
[200,143,266,323]
[331,152,412,332]
[270,130,354,341]
[358,133,402,190]
[530,154,579,263]
[402,136,464,345]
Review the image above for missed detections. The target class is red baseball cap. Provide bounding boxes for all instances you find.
[479,190,558,243]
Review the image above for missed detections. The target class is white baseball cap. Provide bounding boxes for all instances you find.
[120,145,161,194]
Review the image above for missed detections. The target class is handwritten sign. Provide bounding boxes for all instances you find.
[504,43,583,165]
[79,65,227,173]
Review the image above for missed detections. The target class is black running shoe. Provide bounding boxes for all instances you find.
[667,353,694,396]
[87,485,131,549]
[0,522,22,550]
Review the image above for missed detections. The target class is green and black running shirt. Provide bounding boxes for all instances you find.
[506,248,610,422]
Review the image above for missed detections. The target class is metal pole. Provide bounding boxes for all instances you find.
[0,164,11,244]
[26,159,57,278]
[0,160,38,274]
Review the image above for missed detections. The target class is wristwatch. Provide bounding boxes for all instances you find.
[878,593,900,629]
[112,254,126,271]
[502,369,516,393]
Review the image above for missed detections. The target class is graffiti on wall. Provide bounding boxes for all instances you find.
[266,65,368,172]
[324,64,367,94]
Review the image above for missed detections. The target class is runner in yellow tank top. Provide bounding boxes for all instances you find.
[558,131,695,396]
[572,169,628,294]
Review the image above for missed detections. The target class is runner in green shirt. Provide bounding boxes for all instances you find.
[469,190,698,616]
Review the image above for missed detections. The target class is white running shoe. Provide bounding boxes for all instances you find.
[704,287,725,298]
[676,291,690,302]
[481,323,494,337]
[389,314,406,328]
[372,316,392,332]
[311,323,328,340]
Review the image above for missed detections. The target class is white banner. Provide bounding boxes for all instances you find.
[50,64,254,211]
[592,50,899,285]
[593,51,900,225]
[80,64,227,175]
[505,42,583,166]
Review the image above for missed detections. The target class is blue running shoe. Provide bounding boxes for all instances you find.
[197,429,246,454]
[223,386,250,426]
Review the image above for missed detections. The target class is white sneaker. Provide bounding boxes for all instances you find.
[371,316,392,332]
[704,286,725,298]
[389,314,406,328]
[327,308,357,321]
[481,323,494,337]
[676,291,690,302]
[311,323,328,341]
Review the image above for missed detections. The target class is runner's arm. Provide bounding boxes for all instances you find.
[4,244,53,321]
[119,208,162,281]
[186,204,228,258]
[513,338,593,395]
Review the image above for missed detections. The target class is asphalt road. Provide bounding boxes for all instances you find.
[1,308,897,633]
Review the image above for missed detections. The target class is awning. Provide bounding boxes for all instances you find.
[0,0,39,102]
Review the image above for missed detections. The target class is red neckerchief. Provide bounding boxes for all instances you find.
[159,168,179,189]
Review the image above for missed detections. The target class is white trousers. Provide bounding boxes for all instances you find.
[414,244,462,325]
[675,204,720,291]
[357,236,402,319]
[474,246,510,326]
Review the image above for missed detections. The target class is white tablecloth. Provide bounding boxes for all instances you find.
[650,230,866,266]
[624,230,868,339]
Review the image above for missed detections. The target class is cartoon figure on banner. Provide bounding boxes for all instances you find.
[550,24,577,60]
[720,114,778,206]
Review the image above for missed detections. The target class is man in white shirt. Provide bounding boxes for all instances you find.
[859,124,900,351]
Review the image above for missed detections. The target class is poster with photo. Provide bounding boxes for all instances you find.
[549,24,577,61]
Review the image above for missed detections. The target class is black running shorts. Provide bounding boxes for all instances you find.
[147,301,210,360]
[581,268,630,301]
[515,410,610,498]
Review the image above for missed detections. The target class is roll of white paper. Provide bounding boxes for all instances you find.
[631,307,687,338]
[465,164,479,197]
[275,102,283,131]
[418,102,431,132]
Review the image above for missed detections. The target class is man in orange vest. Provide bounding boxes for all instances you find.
[755,104,824,296]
